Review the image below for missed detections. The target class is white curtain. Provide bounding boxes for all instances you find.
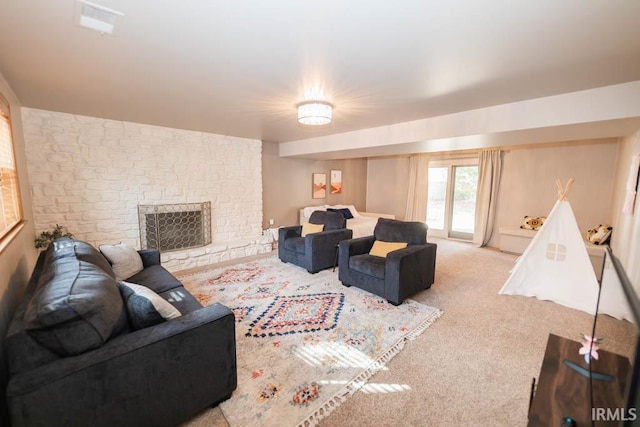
[622,152,640,214]
[473,150,502,247]
[404,154,429,221]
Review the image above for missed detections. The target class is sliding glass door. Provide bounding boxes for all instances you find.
[426,160,478,240]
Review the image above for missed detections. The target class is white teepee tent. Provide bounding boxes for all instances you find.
[499,178,600,314]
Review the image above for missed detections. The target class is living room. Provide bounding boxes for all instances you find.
[1,1,640,426]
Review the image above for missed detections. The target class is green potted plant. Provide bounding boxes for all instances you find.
[34,224,73,249]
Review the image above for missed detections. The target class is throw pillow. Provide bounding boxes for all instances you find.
[118,281,182,330]
[327,207,354,220]
[99,242,144,281]
[325,204,361,218]
[586,224,613,245]
[520,216,546,230]
[301,222,325,237]
[369,240,408,258]
[343,204,362,218]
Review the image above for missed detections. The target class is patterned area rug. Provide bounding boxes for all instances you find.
[178,256,442,427]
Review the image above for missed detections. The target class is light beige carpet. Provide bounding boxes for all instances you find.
[182,238,634,427]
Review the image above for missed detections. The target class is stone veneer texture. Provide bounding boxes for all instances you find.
[22,108,270,272]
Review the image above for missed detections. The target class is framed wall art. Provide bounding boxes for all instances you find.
[330,170,342,194]
[312,173,327,199]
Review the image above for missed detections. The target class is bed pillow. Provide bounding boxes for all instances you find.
[326,204,362,218]
[327,207,354,220]
[301,222,325,237]
[369,241,408,258]
[343,204,362,218]
[118,281,181,330]
[99,242,144,281]
[586,224,612,245]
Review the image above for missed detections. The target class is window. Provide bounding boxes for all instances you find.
[0,94,23,242]
[546,243,567,261]
[426,159,478,240]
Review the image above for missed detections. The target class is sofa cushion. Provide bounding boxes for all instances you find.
[25,256,127,356]
[349,254,386,280]
[158,287,203,315]
[46,237,115,278]
[126,264,184,294]
[119,281,182,330]
[99,242,144,281]
[284,236,306,254]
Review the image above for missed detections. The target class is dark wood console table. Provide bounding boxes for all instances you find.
[528,334,631,426]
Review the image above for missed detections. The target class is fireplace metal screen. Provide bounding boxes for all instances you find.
[138,202,211,252]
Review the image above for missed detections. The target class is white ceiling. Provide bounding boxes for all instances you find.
[1,1,640,156]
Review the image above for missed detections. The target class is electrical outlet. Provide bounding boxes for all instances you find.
[269,219,275,226]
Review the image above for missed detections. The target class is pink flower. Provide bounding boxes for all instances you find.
[579,335,601,361]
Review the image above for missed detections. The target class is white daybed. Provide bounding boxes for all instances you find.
[299,205,395,239]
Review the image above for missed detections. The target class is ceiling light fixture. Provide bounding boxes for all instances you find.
[297,101,333,126]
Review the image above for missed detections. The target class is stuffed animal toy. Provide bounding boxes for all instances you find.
[586,224,612,245]
[520,216,546,230]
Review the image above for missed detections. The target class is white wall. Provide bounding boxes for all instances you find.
[262,142,368,228]
[490,140,619,247]
[366,157,410,220]
[610,130,640,289]
[22,108,269,272]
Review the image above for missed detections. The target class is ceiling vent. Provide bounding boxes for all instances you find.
[75,0,124,35]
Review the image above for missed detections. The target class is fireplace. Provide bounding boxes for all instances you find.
[138,202,211,252]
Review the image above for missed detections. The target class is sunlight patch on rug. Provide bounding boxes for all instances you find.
[178,256,441,427]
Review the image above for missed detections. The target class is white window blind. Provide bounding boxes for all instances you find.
[0,94,22,240]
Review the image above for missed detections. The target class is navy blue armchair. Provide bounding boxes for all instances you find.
[279,210,353,273]
[338,218,437,305]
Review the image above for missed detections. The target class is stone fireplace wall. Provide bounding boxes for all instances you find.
[22,108,270,272]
